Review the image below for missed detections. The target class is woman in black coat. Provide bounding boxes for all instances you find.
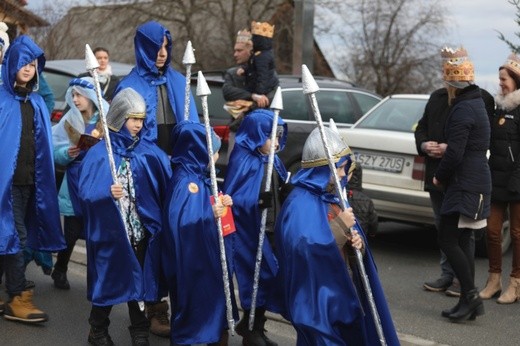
[433,47,491,322]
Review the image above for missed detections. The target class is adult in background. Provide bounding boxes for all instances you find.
[433,47,490,322]
[222,28,274,156]
[416,80,494,297]
[480,53,520,304]
[79,47,120,102]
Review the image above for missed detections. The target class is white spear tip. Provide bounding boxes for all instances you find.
[270,86,283,111]
[85,44,99,71]
[196,71,211,96]
[329,118,339,134]
[301,64,319,94]
[182,40,196,65]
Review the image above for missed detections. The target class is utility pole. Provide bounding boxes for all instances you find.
[292,0,314,75]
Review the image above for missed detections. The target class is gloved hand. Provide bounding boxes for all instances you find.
[258,191,273,209]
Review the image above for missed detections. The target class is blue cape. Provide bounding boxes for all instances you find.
[223,109,288,312]
[115,21,199,144]
[79,127,172,306]
[275,165,399,346]
[162,121,237,344]
[0,35,65,254]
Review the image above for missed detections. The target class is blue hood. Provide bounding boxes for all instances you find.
[134,21,172,77]
[235,109,287,153]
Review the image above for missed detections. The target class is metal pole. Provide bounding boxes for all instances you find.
[197,71,235,335]
[248,87,283,330]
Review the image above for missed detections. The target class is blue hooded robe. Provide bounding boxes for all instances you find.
[223,109,288,313]
[162,121,237,345]
[275,163,400,345]
[78,127,172,306]
[115,21,199,147]
[0,35,65,255]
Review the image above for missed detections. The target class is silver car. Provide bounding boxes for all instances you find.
[338,94,511,255]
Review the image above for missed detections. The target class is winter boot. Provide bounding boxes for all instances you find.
[207,330,229,346]
[441,301,461,318]
[88,326,114,346]
[236,309,278,346]
[146,301,170,337]
[448,289,484,322]
[3,290,48,323]
[51,269,70,290]
[479,272,502,299]
[497,277,520,304]
[129,327,150,346]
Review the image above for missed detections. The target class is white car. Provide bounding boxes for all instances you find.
[338,94,511,255]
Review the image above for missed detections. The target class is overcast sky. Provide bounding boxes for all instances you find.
[27,0,518,93]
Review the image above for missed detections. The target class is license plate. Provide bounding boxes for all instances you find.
[355,152,405,173]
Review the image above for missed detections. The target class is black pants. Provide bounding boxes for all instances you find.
[438,213,475,295]
[88,238,150,330]
[54,215,83,273]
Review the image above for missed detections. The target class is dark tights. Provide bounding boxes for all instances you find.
[438,213,475,295]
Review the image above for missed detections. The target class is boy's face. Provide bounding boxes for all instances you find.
[155,36,168,68]
[16,60,37,87]
[258,137,279,155]
[125,117,144,137]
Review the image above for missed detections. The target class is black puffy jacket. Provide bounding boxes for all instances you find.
[435,85,491,220]
[489,89,520,202]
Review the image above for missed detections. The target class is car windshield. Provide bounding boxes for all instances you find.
[355,97,427,133]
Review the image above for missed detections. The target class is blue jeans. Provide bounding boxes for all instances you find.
[430,190,475,281]
[4,185,33,297]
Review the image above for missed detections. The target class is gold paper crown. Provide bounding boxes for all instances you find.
[440,47,474,83]
[503,53,520,78]
[251,21,274,38]
[236,29,252,44]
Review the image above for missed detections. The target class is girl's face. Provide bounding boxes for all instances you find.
[16,60,37,87]
[499,68,517,96]
[125,117,144,137]
[155,36,168,68]
[72,90,93,114]
[95,50,109,71]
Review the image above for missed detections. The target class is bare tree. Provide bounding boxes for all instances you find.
[316,0,448,96]
[498,0,520,53]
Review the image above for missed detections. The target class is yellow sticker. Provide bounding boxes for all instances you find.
[498,118,506,125]
[188,182,199,193]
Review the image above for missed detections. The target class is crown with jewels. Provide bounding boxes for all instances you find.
[440,46,474,83]
[236,29,252,44]
[251,21,274,38]
[502,53,520,78]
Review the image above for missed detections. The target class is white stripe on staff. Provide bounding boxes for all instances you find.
[302,64,387,346]
[182,41,195,121]
[248,87,283,330]
[197,71,235,335]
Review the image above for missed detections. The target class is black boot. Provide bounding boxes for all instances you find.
[236,309,278,346]
[441,301,461,318]
[88,326,114,346]
[448,289,484,322]
[129,327,150,346]
[51,269,70,290]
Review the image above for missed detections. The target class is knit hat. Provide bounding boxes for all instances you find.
[502,53,520,79]
[441,46,474,89]
[0,22,9,53]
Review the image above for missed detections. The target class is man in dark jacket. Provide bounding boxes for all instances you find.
[415,86,494,296]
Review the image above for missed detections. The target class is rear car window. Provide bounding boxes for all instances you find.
[356,98,427,133]
[191,83,230,121]
[42,71,71,104]
[281,89,308,120]
[351,92,381,115]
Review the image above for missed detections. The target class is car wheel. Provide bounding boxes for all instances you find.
[475,210,511,258]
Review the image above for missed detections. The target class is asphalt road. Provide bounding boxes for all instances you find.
[1,221,518,345]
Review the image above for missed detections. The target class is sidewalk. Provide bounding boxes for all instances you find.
[70,241,447,346]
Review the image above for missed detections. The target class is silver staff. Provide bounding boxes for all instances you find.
[182,40,195,120]
[196,71,235,335]
[248,87,283,330]
[302,65,387,346]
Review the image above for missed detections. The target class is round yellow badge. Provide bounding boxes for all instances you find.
[498,118,506,125]
[188,182,199,193]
